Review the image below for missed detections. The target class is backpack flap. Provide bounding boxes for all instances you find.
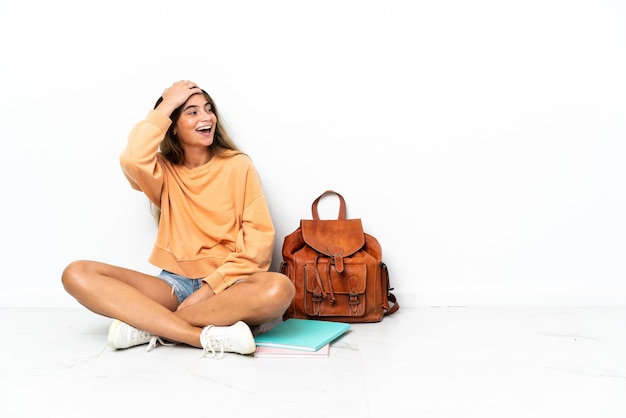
[301,219,365,272]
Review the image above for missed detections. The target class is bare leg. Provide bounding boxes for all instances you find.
[175,272,295,328]
[61,260,295,348]
[62,260,205,347]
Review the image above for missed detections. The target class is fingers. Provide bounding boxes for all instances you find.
[175,283,212,311]
[176,80,199,90]
[167,80,201,96]
[156,80,203,116]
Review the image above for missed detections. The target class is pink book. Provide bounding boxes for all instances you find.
[253,343,330,358]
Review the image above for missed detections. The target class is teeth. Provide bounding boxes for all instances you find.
[197,126,212,131]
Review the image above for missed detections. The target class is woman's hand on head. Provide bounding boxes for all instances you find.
[155,80,202,117]
[176,281,215,311]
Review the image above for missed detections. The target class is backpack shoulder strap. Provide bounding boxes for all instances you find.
[382,263,400,316]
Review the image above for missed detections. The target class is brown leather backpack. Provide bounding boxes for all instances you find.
[280,190,399,323]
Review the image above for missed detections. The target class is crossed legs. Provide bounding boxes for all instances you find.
[61,260,295,348]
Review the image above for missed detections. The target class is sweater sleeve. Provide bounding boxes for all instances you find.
[201,168,276,294]
[119,110,172,206]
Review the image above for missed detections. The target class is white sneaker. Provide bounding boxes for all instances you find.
[200,321,256,359]
[107,319,171,352]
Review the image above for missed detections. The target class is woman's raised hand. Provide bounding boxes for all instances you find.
[155,80,203,117]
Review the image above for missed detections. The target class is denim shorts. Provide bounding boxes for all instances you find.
[156,270,203,304]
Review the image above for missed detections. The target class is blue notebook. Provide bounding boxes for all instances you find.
[254,319,350,352]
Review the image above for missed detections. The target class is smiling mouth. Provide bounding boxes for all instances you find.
[197,125,212,134]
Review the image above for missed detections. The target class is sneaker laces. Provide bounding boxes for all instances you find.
[146,336,176,352]
[201,326,226,359]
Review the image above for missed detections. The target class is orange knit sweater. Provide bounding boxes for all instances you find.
[120,110,275,293]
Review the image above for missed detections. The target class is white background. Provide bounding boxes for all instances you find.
[1,0,624,308]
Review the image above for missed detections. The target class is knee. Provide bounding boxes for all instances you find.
[61,260,92,294]
[267,273,295,306]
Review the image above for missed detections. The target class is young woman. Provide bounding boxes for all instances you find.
[62,80,295,358]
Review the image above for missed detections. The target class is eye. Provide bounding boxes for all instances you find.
[205,105,213,113]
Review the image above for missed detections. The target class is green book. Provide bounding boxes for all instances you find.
[254,319,350,352]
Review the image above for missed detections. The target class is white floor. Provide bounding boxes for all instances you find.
[2,306,625,417]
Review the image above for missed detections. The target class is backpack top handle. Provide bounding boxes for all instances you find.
[311,190,347,221]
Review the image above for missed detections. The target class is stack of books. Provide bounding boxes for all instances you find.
[253,318,350,358]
